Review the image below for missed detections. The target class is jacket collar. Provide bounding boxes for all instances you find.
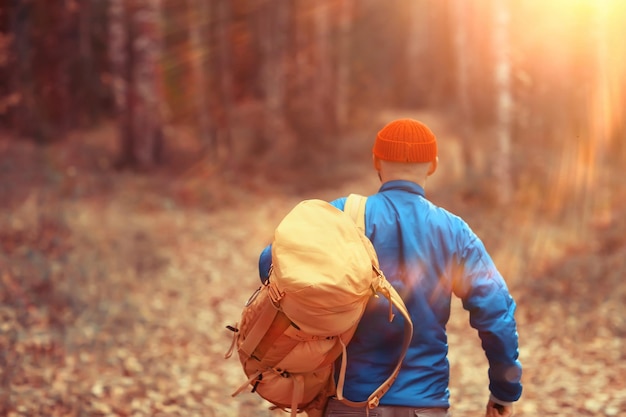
[378,180,425,197]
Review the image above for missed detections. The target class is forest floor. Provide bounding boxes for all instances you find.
[1,113,626,417]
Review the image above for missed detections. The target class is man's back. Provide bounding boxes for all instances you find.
[330,179,521,408]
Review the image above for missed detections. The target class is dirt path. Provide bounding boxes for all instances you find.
[2,118,625,416]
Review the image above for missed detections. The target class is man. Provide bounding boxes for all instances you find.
[259,118,522,416]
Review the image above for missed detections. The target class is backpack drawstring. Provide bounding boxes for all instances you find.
[334,335,349,401]
[224,323,239,359]
[232,370,262,397]
[290,374,305,417]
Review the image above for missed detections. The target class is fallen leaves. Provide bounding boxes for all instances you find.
[1,130,626,416]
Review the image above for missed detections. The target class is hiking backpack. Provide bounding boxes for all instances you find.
[224,194,413,416]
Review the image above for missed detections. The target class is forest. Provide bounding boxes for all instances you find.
[1,0,626,416]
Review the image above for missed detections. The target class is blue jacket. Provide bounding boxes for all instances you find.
[258,180,522,408]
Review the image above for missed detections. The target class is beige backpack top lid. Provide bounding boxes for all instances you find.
[270,199,380,336]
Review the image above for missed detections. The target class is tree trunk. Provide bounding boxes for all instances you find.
[109,0,164,170]
[405,0,432,107]
[286,0,336,152]
[492,0,513,204]
[335,0,353,129]
[132,0,164,167]
[583,1,619,224]
[258,0,290,153]
[259,1,287,116]
[78,0,96,125]
[452,0,477,181]
[187,0,213,148]
[109,0,134,167]
[6,0,39,140]
[312,1,336,136]
[213,0,233,159]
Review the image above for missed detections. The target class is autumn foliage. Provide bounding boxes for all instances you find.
[2,1,626,416]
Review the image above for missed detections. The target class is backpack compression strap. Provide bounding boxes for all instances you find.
[339,194,414,410]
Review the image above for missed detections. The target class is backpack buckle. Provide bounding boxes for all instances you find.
[268,281,285,304]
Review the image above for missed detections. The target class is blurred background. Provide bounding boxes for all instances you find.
[1,0,625,416]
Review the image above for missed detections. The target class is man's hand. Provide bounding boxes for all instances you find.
[485,399,514,417]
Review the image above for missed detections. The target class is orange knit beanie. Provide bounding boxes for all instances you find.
[373,118,437,162]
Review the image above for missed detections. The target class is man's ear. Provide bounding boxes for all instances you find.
[373,155,382,171]
[427,157,438,176]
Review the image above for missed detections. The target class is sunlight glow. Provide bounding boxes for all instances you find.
[519,0,626,219]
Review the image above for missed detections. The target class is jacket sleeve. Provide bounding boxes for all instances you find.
[258,244,272,284]
[329,197,347,211]
[452,231,523,403]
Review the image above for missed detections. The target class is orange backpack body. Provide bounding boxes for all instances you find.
[225,195,413,416]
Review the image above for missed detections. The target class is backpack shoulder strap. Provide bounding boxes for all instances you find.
[336,277,413,410]
[338,193,415,410]
[344,193,367,232]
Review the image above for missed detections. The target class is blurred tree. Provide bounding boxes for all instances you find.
[404,0,455,109]
[335,0,354,129]
[405,0,433,108]
[187,0,213,147]
[188,0,236,160]
[451,0,476,180]
[492,0,513,204]
[1,0,111,141]
[450,0,500,193]
[593,1,626,165]
[1,0,624,189]
[310,1,336,134]
[109,0,164,169]
[284,1,338,155]
[258,0,291,153]
[211,0,234,158]
[350,0,400,108]
[3,0,38,139]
